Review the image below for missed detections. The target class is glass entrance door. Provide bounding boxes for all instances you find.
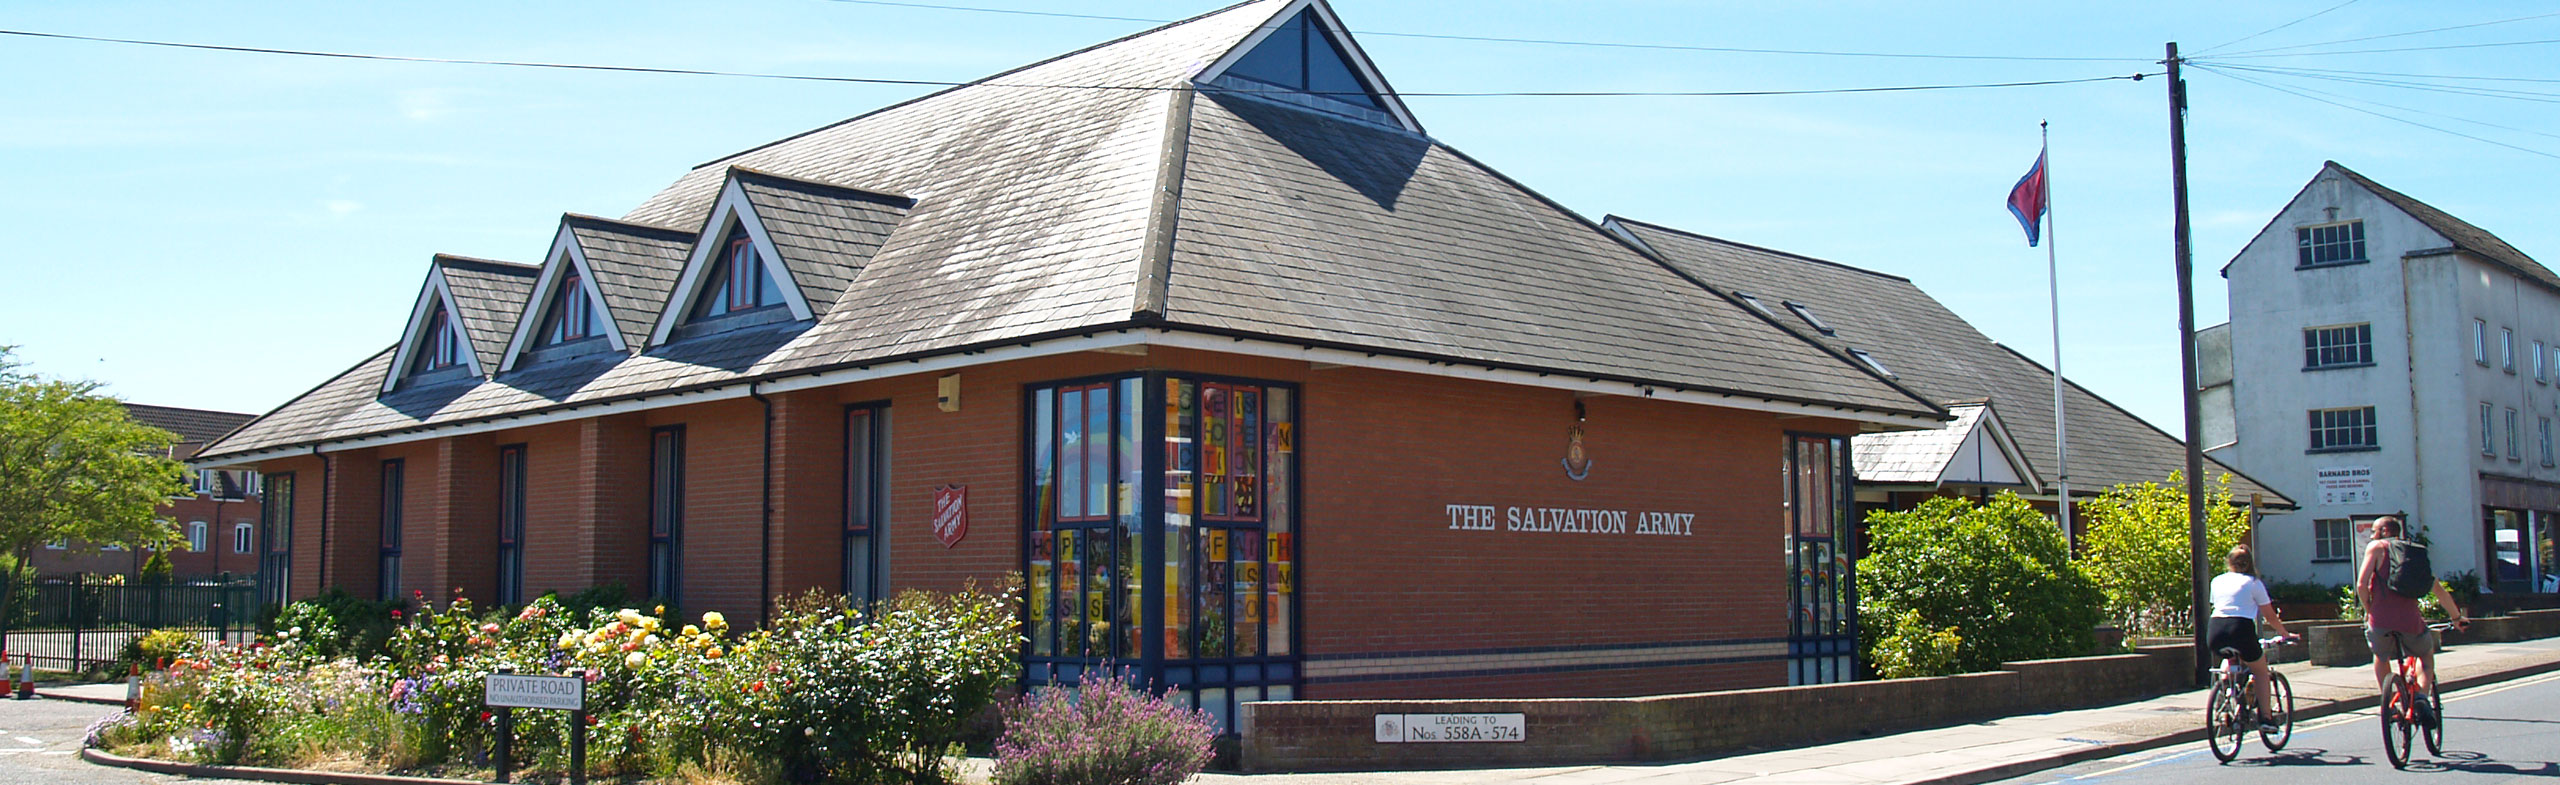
[1785,433,1856,685]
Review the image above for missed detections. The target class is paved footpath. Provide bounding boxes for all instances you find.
[1201,637,2560,785]
[26,638,2560,785]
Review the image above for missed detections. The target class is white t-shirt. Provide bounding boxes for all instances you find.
[2210,572,2273,620]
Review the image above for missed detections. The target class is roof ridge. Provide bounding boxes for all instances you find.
[563,213,695,240]
[1132,87,1198,320]
[1606,216,1914,283]
[123,402,256,418]
[692,0,1281,170]
[434,254,540,275]
[1988,341,2293,506]
[2322,161,2546,273]
[727,166,917,208]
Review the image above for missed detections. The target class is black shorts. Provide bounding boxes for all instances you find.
[2206,616,2263,662]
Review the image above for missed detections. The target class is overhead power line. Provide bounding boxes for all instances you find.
[826,0,2156,62]
[2200,36,2560,60]
[2203,9,2560,58]
[2193,64,2560,160]
[2220,64,2560,86]
[2192,0,2364,56]
[2206,62,2560,104]
[0,27,2154,99]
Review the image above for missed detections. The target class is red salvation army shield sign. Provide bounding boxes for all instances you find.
[932,485,968,549]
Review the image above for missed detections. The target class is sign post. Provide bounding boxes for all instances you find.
[485,669,587,785]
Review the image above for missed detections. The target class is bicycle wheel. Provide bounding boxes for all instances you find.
[2207,679,2245,762]
[2381,685,2412,769]
[2259,672,2294,752]
[2422,686,2444,756]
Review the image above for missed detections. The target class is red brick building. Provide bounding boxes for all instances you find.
[35,404,262,581]
[192,0,1948,725]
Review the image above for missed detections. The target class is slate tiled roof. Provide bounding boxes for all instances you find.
[1611,218,2293,506]
[197,0,1942,461]
[731,168,914,319]
[561,214,692,348]
[122,404,256,445]
[1854,402,1989,484]
[2324,162,2555,290]
[436,255,541,374]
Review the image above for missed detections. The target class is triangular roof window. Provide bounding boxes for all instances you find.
[1222,9,1384,111]
[691,224,789,320]
[412,301,467,375]
[535,266,610,348]
[649,174,816,346]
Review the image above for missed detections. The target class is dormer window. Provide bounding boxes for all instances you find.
[413,303,466,373]
[1221,9,1386,112]
[693,227,786,319]
[538,270,607,346]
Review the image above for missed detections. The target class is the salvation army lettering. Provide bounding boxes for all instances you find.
[1444,504,1695,536]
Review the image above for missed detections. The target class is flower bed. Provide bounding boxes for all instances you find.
[87,586,1017,784]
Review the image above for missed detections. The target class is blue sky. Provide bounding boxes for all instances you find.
[4,1,2556,435]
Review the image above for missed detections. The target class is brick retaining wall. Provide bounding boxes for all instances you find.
[1240,644,2192,772]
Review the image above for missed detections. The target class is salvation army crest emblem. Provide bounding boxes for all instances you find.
[1562,425,1592,481]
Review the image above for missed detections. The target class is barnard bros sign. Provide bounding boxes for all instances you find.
[1443,504,1696,536]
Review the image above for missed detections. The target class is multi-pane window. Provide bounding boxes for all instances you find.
[497,445,526,605]
[1024,375,1300,733]
[2314,518,2354,562]
[540,270,606,346]
[233,522,253,554]
[694,228,785,319]
[2508,408,2522,460]
[2308,406,2380,452]
[2302,324,2374,369]
[2476,321,2491,365]
[1218,8,1387,111]
[2296,220,2366,267]
[844,406,886,605]
[260,473,295,606]
[2541,416,2553,466]
[187,521,208,553]
[413,303,466,373]
[2504,329,2517,372]
[649,427,685,605]
[1787,433,1856,686]
[379,460,404,601]
[2483,403,2497,456]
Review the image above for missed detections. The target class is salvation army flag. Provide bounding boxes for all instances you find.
[2007,150,2049,247]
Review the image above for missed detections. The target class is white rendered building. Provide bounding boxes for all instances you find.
[2209,162,2558,597]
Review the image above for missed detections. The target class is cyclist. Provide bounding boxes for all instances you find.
[2206,545,2294,728]
[2358,516,2471,724]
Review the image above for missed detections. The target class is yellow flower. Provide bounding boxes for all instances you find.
[706,647,724,659]
[654,605,666,616]
[682,625,701,637]
[616,609,644,626]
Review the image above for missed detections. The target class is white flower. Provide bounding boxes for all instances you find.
[624,651,647,669]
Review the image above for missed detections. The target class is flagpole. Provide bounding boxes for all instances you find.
[2044,121,2072,546]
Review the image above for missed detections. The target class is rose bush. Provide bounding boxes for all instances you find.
[96,583,1019,784]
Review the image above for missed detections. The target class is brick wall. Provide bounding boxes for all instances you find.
[1239,645,2194,772]
[239,346,1855,701]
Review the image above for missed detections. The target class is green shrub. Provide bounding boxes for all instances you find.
[1859,492,2103,675]
[1869,609,1965,679]
[992,668,1216,785]
[2336,584,2363,620]
[2266,579,2338,606]
[119,629,202,673]
[2076,472,2252,637]
[270,589,403,662]
[138,553,172,585]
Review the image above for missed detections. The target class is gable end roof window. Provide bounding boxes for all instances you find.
[537,269,608,347]
[692,226,788,320]
[413,302,467,374]
[1784,301,1836,336]
[1220,9,1386,112]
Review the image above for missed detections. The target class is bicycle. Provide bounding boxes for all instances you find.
[2205,633,2298,762]
[2379,622,2460,770]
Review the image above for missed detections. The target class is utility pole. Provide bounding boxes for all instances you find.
[2166,42,2211,687]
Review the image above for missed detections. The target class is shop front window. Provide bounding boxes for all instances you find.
[1023,373,1299,732]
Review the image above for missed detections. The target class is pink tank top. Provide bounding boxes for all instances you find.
[2361,543,2426,636]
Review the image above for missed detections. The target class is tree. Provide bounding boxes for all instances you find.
[2076,472,2252,638]
[0,346,186,594]
[1858,492,2104,677]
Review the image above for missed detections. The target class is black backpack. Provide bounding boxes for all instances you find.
[2385,539,2434,599]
